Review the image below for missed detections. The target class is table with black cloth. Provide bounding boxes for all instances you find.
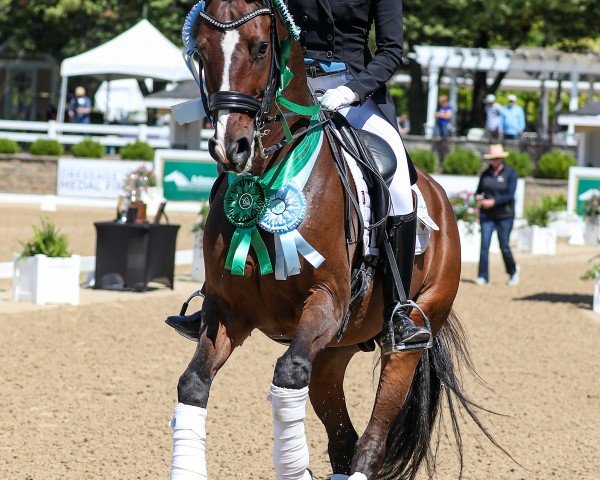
[94,222,180,291]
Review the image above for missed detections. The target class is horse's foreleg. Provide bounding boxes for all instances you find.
[309,346,359,477]
[169,301,250,480]
[348,351,423,480]
[270,290,345,480]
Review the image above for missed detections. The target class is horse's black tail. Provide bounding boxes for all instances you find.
[378,310,510,480]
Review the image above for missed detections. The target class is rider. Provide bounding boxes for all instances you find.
[166,0,431,353]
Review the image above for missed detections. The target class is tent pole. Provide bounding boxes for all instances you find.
[57,76,68,124]
[106,75,112,123]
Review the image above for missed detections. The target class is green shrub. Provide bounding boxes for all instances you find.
[19,218,70,258]
[29,139,64,156]
[409,150,437,173]
[535,151,576,179]
[72,138,104,158]
[524,194,567,227]
[505,149,532,177]
[0,138,20,154]
[120,141,154,161]
[442,148,482,175]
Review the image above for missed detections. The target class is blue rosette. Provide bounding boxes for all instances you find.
[259,185,324,280]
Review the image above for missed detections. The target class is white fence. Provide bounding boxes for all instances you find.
[0,120,171,148]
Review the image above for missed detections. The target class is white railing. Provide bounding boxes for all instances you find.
[0,120,171,148]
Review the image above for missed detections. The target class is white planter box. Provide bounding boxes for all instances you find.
[517,226,557,255]
[13,254,81,305]
[583,220,600,246]
[191,230,205,282]
[457,220,502,263]
[594,274,600,314]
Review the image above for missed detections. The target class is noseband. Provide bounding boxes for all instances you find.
[188,1,280,131]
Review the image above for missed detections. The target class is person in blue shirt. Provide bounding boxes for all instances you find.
[500,94,525,139]
[475,144,520,286]
[68,86,92,124]
[434,95,453,137]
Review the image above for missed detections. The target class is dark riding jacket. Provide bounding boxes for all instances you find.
[289,0,403,130]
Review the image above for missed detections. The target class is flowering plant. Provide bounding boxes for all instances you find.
[449,190,479,225]
[191,202,210,233]
[582,189,600,221]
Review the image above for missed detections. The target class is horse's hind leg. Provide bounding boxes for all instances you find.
[309,346,359,476]
[169,299,250,479]
[270,290,346,480]
[348,351,423,479]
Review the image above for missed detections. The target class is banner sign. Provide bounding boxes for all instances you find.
[567,167,600,215]
[162,160,218,201]
[432,174,526,218]
[154,149,217,202]
[57,158,152,198]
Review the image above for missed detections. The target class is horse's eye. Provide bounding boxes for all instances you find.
[256,42,269,59]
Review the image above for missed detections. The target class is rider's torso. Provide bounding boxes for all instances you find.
[289,0,372,67]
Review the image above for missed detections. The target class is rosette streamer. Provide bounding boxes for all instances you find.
[223,177,273,276]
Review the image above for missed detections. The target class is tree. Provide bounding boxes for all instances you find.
[0,1,191,61]
[402,0,600,134]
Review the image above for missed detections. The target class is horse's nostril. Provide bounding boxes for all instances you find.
[236,138,250,157]
[227,137,251,168]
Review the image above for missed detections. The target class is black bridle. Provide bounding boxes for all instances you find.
[195,0,281,132]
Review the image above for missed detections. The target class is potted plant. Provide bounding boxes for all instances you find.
[581,256,600,313]
[449,190,481,262]
[13,218,81,305]
[581,189,600,246]
[517,196,558,255]
[191,202,210,282]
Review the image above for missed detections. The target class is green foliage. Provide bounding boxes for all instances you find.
[0,138,20,154]
[581,255,600,281]
[535,151,576,179]
[72,138,104,158]
[524,194,567,227]
[449,191,479,224]
[191,202,211,233]
[442,148,481,175]
[582,190,600,219]
[29,139,64,156]
[409,150,437,173]
[120,141,154,161]
[505,150,533,177]
[20,218,70,258]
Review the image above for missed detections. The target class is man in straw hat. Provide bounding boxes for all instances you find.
[474,144,520,286]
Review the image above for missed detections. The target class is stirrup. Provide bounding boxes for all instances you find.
[165,289,204,341]
[381,300,433,355]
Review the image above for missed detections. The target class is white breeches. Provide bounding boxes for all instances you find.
[308,72,414,216]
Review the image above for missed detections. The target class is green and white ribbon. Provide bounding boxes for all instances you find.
[223,177,273,276]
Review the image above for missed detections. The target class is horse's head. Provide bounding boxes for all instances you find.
[195,0,281,174]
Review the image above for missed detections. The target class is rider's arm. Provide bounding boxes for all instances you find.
[344,0,403,104]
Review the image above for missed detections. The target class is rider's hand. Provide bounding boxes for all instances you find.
[320,86,358,111]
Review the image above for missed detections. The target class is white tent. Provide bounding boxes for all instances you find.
[57,19,192,123]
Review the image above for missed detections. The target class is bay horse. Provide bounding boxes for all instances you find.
[169,0,490,478]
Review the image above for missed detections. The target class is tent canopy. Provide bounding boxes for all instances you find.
[60,19,191,81]
[57,20,192,123]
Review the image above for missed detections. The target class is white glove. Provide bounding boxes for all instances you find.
[320,85,358,110]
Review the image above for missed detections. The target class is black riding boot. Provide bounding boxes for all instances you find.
[380,208,431,355]
[165,287,204,341]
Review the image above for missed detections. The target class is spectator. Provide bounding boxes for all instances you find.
[397,113,410,135]
[500,94,525,140]
[434,95,453,137]
[475,144,520,286]
[483,94,502,140]
[68,86,92,124]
